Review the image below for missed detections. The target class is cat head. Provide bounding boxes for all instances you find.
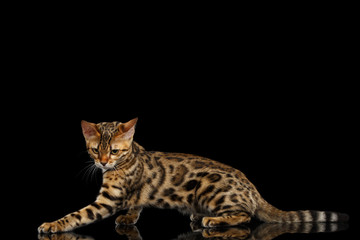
[81,118,138,170]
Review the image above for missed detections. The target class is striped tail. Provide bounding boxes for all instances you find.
[255,198,349,223]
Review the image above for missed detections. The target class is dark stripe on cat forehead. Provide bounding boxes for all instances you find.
[97,121,121,133]
[97,122,121,150]
[99,132,111,150]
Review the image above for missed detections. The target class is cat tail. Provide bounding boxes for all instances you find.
[255,197,349,223]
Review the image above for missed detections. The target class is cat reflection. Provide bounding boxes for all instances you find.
[38,222,348,240]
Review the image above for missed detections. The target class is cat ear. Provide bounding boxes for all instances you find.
[116,117,138,140]
[81,120,100,139]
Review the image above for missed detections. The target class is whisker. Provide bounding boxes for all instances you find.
[76,163,92,178]
[91,164,101,184]
[82,165,95,182]
[77,159,101,184]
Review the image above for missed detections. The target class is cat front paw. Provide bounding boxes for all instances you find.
[38,221,65,233]
[115,214,139,225]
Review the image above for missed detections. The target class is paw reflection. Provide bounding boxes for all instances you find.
[202,227,251,239]
[115,225,142,240]
[38,232,94,240]
[190,221,251,239]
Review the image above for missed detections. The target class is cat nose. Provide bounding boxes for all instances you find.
[100,155,108,166]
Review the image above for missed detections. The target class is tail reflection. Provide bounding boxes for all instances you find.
[248,222,348,240]
[38,222,348,240]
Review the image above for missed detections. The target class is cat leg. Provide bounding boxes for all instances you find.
[115,207,143,225]
[202,211,251,228]
[38,186,120,233]
[38,200,117,233]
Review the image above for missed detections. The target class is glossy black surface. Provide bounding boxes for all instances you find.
[37,221,350,240]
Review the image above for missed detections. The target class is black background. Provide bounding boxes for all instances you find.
[5,3,357,240]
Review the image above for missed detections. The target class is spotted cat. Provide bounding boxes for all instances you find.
[38,118,349,233]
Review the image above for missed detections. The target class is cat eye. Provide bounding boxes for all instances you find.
[111,149,120,155]
[110,149,129,155]
[91,148,99,154]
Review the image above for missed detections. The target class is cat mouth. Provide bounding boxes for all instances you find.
[95,163,113,170]
[94,158,124,171]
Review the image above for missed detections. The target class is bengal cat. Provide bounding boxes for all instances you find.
[38,118,349,233]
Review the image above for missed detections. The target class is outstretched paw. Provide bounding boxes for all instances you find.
[38,221,65,233]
